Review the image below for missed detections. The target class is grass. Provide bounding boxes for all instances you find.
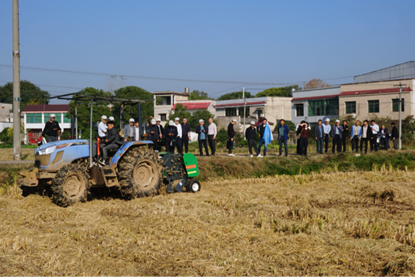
[0,144,38,149]
[1,168,415,275]
[0,148,35,161]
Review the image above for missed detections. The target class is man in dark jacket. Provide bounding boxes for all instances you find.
[100,121,119,165]
[314,119,324,154]
[380,124,389,150]
[331,119,343,153]
[341,120,349,152]
[227,119,237,156]
[42,114,61,142]
[156,119,164,152]
[146,119,159,151]
[277,119,290,157]
[391,122,399,150]
[196,119,209,156]
[164,120,178,153]
[181,117,191,153]
[246,121,258,157]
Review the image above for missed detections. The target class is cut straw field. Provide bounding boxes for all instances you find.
[2,167,415,275]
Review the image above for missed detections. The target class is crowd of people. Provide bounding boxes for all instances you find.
[295,118,399,156]
[50,114,399,165]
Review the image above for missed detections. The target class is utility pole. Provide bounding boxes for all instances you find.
[394,82,406,150]
[12,0,21,160]
[243,87,246,137]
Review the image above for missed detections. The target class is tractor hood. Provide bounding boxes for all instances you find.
[35,140,89,156]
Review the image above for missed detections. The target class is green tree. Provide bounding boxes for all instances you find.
[68,88,112,139]
[189,109,216,130]
[256,85,301,97]
[217,91,253,100]
[188,90,211,100]
[113,86,154,126]
[168,104,191,127]
[0,80,50,110]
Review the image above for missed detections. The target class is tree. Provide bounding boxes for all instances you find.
[188,109,216,130]
[188,90,211,100]
[113,86,154,126]
[256,85,301,97]
[303,78,331,90]
[217,91,253,100]
[168,104,191,127]
[0,80,50,110]
[67,88,112,139]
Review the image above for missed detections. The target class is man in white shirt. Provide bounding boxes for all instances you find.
[98,115,108,140]
[370,120,379,152]
[174,117,183,154]
[323,118,331,153]
[207,117,217,156]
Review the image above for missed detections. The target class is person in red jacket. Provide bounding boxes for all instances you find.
[298,122,311,156]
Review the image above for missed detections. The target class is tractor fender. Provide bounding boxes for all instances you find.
[110,140,154,169]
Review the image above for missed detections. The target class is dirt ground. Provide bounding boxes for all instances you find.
[1,169,415,275]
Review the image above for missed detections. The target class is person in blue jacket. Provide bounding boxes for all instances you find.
[277,119,290,157]
[349,120,362,153]
[196,119,209,156]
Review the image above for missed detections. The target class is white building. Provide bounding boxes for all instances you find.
[153,91,189,125]
[0,103,13,133]
[22,104,71,144]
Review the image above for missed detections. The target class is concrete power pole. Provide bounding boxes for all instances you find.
[243,87,246,137]
[12,0,21,160]
[394,82,406,150]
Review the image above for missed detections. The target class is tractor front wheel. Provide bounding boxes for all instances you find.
[51,164,90,207]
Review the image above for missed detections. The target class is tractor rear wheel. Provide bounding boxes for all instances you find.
[117,147,163,199]
[51,164,90,207]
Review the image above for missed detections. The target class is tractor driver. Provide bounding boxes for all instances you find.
[100,121,120,166]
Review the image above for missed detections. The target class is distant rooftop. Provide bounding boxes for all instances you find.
[152,91,189,96]
[354,61,415,83]
[22,104,70,113]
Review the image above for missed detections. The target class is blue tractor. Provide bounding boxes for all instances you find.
[19,93,201,207]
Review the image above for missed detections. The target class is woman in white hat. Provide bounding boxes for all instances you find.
[196,119,209,156]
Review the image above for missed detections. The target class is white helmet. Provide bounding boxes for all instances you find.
[108,116,114,121]
[199,119,204,123]
[250,121,255,125]
[50,114,56,118]
[151,119,156,124]
[174,117,180,121]
[129,118,135,123]
[169,120,174,126]
[101,115,107,120]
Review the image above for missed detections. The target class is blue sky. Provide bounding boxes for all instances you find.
[0,0,414,103]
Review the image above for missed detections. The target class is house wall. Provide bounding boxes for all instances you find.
[291,87,341,126]
[0,103,12,122]
[339,79,415,121]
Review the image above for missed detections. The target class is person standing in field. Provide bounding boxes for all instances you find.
[146,119,159,151]
[165,120,177,153]
[246,121,258,157]
[331,119,343,153]
[350,120,361,153]
[314,119,324,154]
[257,118,273,157]
[174,117,183,155]
[323,118,331,153]
[227,119,237,156]
[298,122,311,156]
[360,120,370,154]
[196,119,209,156]
[123,118,136,142]
[380,124,389,150]
[181,117,191,154]
[277,119,289,157]
[207,117,217,156]
[42,114,61,142]
[391,122,399,150]
[342,120,349,152]
[370,120,379,152]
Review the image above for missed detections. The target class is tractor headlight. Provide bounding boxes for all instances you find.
[38,145,56,155]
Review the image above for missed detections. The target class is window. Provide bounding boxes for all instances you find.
[225,108,237,117]
[368,100,379,113]
[63,113,71,123]
[295,104,304,117]
[238,107,250,117]
[257,109,263,116]
[392,99,404,112]
[26,113,42,123]
[160,114,167,121]
[345,101,356,114]
[44,113,62,123]
[308,99,339,116]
